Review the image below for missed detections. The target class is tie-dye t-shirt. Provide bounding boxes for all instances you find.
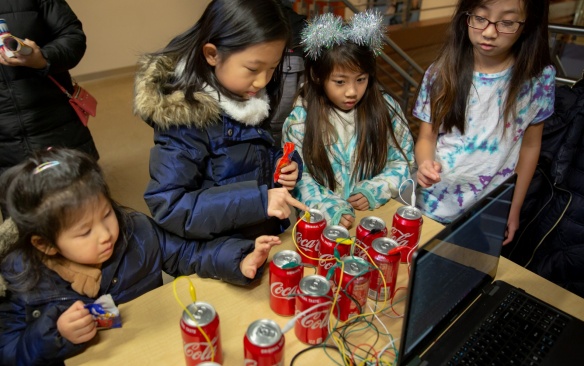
[412,65,555,223]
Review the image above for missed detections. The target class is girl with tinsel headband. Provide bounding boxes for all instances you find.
[282,10,414,228]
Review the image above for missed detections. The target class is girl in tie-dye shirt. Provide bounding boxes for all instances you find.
[414,0,555,245]
[283,12,414,228]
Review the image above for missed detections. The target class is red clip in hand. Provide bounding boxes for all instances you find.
[274,142,295,183]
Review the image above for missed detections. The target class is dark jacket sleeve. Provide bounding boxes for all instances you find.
[141,214,262,286]
[145,128,271,240]
[39,0,87,73]
[0,296,85,365]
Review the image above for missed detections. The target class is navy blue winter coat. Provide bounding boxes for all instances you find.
[0,212,258,365]
[134,55,302,241]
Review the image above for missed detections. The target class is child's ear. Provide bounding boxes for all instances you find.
[309,69,320,84]
[203,43,219,66]
[31,235,58,256]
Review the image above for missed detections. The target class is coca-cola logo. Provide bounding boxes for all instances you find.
[354,240,370,260]
[270,282,298,299]
[296,232,319,252]
[184,336,218,361]
[319,254,335,269]
[390,227,413,247]
[298,310,330,329]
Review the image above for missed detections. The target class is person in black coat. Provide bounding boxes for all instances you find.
[0,0,99,183]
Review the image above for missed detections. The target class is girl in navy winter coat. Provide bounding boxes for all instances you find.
[0,148,281,365]
[134,0,309,244]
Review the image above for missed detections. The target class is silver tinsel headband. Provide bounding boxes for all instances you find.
[301,10,385,60]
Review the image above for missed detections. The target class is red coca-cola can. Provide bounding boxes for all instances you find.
[270,250,303,316]
[334,256,371,322]
[391,205,423,263]
[243,319,285,366]
[355,216,388,259]
[317,225,351,277]
[180,302,223,365]
[295,209,327,266]
[294,274,332,345]
[367,237,401,301]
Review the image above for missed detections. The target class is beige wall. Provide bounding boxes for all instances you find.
[67,0,211,78]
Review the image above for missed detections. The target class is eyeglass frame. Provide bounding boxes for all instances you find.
[465,12,525,34]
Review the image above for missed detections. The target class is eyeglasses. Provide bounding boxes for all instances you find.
[466,13,525,34]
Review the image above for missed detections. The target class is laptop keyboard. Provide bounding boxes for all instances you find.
[448,289,569,366]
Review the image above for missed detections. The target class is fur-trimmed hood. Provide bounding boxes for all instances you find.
[0,218,18,297]
[133,54,271,129]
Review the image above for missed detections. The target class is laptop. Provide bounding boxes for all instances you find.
[397,174,584,366]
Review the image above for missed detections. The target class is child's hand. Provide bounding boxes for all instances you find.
[339,214,355,229]
[417,160,442,188]
[503,212,520,246]
[57,300,97,344]
[240,235,282,278]
[267,187,309,219]
[348,193,369,211]
[276,160,299,190]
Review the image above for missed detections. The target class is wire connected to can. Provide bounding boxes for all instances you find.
[172,276,216,362]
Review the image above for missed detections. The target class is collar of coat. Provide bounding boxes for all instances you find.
[133,54,270,129]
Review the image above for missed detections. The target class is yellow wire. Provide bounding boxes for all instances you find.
[172,276,215,362]
[346,242,390,323]
[293,213,395,365]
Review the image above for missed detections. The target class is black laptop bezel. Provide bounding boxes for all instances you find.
[397,174,517,365]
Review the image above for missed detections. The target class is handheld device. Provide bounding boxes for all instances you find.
[0,19,32,57]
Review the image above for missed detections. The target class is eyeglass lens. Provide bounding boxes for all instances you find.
[467,14,521,33]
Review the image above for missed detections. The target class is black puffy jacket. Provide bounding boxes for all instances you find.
[503,78,584,297]
[0,0,98,178]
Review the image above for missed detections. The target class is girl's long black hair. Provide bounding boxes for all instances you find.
[152,0,291,121]
[0,148,131,292]
[427,0,552,134]
[297,42,411,191]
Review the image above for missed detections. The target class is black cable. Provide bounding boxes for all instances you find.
[290,344,344,365]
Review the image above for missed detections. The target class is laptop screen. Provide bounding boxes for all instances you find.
[398,175,516,365]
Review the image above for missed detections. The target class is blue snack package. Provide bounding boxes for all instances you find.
[84,294,122,329]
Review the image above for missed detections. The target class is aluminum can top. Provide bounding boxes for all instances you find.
[372,237,400,255]
[396,206,423,220]
[272,250,301,269]
[323,225,350,242]
[301,209,325,223]
[182,302,216,327]
[340,256,370,276]
[299,275,330,296]
[246,319,282,347]
[359,216,386,231]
